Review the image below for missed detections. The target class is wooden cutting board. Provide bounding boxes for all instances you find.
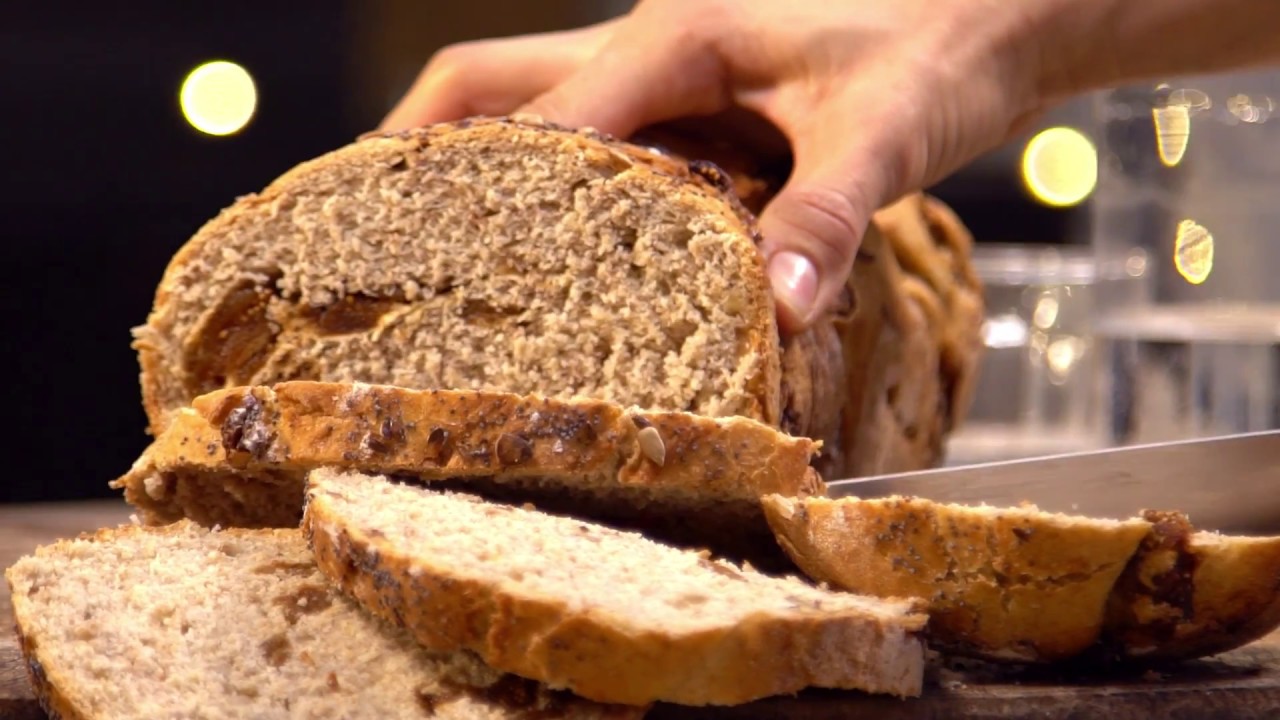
[2,501,1279,719]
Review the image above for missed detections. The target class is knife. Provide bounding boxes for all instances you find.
[825,430,1280,534]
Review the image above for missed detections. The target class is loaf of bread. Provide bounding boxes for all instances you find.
[130,115,982,479]
[113,380,823,567]
[762,495,1280,664]
[4,521,642,719]
[302,468,930,706]
[761,494,1152,662]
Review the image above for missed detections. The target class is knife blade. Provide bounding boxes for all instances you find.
[825,430,1280,534]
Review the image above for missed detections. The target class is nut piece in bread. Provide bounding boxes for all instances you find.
[302,468,930,706]
[4,521,642,719]
[761,494,1152,663]
[1105,509,1280,662]
[112,380,824,569]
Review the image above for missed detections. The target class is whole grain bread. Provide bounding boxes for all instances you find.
[302,468,929,706]
[1104,510,1280,662]
[762,496,1280,665]
[760,494,1153,663]
[4,521,641,720]
[112,380,823,568]
[131,114,981,479]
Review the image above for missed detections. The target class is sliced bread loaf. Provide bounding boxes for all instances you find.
[301,468,929,706]
[4,521,641,720]
[113,380,823,567]
[760,494,1153,663]
[131,114,982,479]
[1105,510,1280,662]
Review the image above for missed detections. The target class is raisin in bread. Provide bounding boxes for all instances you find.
[131,115,982,479]
[1105,510,1280,662]
[302,468,929,706]
[4,521,641,720]
[113,381,822,568]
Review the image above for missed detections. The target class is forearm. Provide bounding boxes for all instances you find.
[1032,0,1280,101]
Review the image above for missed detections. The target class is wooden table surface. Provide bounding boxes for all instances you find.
[2,500,1279,719]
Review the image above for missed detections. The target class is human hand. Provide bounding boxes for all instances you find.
[379,0,1053,333]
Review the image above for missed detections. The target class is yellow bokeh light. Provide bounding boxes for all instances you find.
[1174,219,1214,285]
[1021,126,1098,208]
[179,60,257,136]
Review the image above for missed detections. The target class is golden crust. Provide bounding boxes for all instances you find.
[761,494,1152,663]
[301,472,928,706]
[113,381,824,568]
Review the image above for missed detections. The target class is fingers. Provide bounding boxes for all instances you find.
[379,23,616,132]
[756,102,900,334]
[517,25,730,138]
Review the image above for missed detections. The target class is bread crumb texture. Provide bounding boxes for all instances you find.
[303,468,929,706]
[4,521,642,719]
[135,117,780,436]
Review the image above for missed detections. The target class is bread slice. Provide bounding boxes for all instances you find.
[4,521,642,720]
[1105,509,1280,662]
[112,380,823,567]
[130,113,982,479]
[760,494,1153,663]
[301,468,929,706]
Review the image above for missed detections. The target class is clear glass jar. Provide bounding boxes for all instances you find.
[1090,69,1280,446]
[944,244,1106,466]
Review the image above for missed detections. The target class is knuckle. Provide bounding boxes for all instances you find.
[777,185,865,262]
[422,41,482,82]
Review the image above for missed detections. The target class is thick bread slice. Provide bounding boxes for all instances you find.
[112,380,824,567]
[4,521,641,720]
[1105,510,1280,662]
[132,112,982,480]
[302,468,929,706]
[761,494,1152,663]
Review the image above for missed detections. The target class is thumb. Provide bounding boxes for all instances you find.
[758,132,890,335]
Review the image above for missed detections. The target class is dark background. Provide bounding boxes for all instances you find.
[2,1,1088,503]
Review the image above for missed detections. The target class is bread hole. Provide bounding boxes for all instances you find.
[615,226,638,250]
[904,424,919,440]
[886,383,901,406]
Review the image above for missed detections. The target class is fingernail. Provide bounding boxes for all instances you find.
[768,251,818,322]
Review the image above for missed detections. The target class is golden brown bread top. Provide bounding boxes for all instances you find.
[111,381,825,565]
[763,495,1280,665]
[762,494,1151,663]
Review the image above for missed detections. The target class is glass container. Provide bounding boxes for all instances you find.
[1090,69,1280,446]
